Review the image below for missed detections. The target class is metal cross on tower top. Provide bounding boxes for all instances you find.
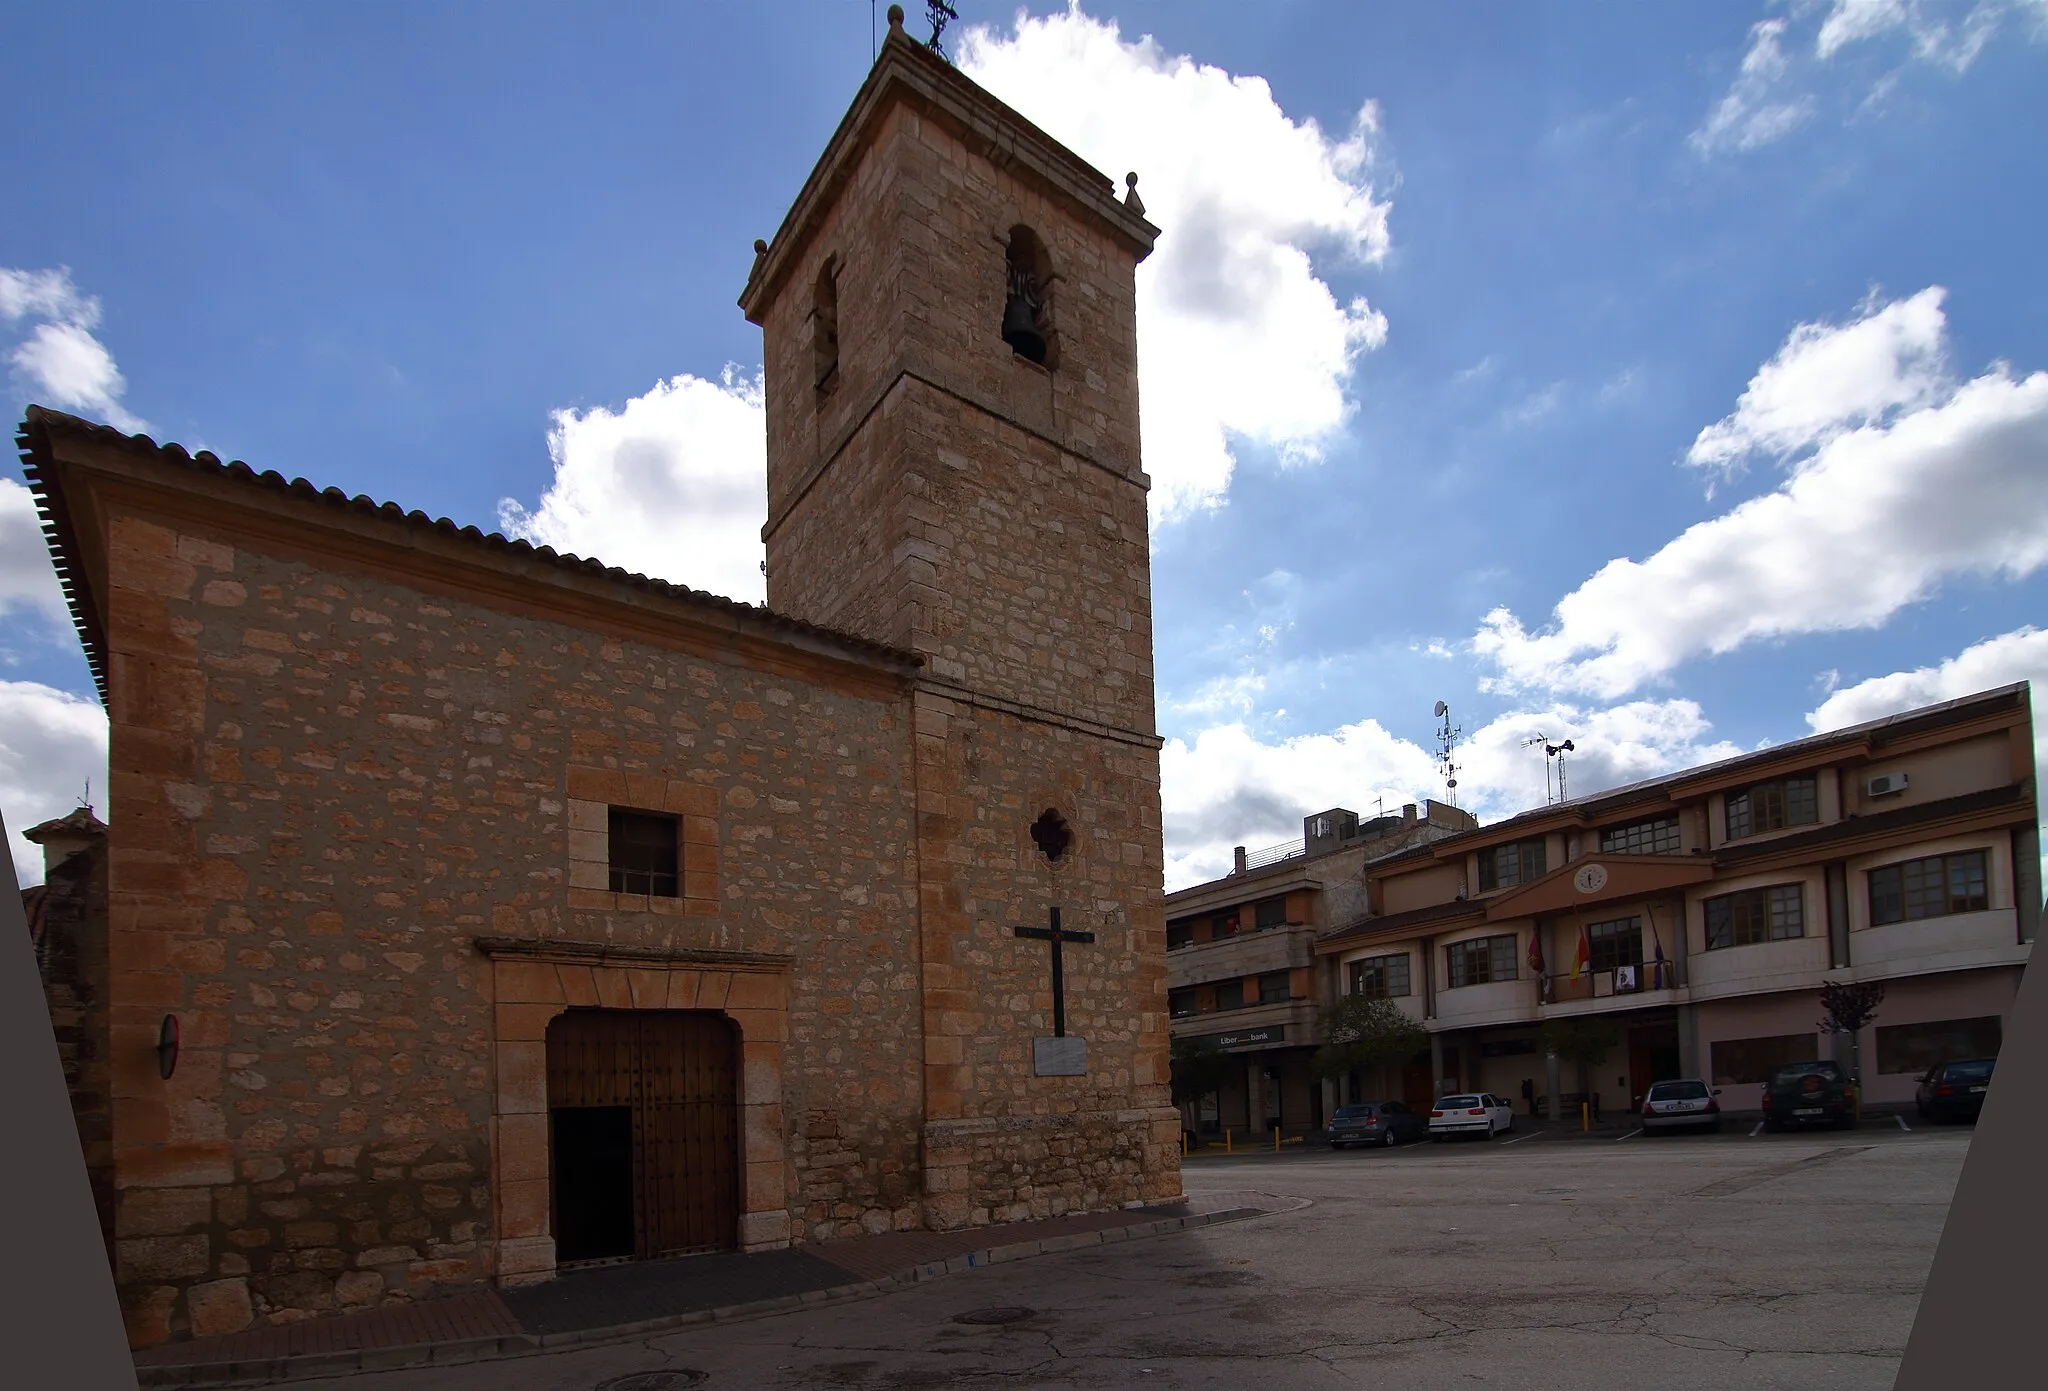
[925,1,959,60]
[1013,906,1096,1038]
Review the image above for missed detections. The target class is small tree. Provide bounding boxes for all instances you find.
[1311,995,1428,1099]
[1819,979,1886,1096]
[1170,1036,1235,1131]
[1540,1016,1621,1101]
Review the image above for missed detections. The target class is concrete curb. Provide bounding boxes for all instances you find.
[132,1206,1273,1387]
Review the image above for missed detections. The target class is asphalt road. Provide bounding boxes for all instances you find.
[294,1121,1972,1390]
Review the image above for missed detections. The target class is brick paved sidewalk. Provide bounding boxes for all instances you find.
[131,1193,1280,1385]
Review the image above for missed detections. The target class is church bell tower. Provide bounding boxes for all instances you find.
[739,7,1182,1223]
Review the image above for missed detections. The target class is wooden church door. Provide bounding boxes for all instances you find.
[545,1009,740,1264]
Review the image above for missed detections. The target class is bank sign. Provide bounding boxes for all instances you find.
[1186,1025,1286,1051]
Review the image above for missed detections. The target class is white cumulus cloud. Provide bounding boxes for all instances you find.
[0,680,109,889]
[0,477,69,629]
[498,367,769,605]
[1,265,148,434]
[1159,698,1744,891]
[960,3,1392,521]
[1473,286,2048,700]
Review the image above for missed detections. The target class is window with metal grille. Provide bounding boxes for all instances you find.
[1868,850,1990,925]
[1254,897,1289,930]
[1445,935,1518,988]
[1599,815,1680,856]
[1703,884,1804,949]
[1724,775,1819,840]
[1348,953,1411,1000]
[1477,838,1547,892]
[1585,916,1644,972]
[608,809,680,897]
[1258,970,1291,1004]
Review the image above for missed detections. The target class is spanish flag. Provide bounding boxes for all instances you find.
[1570,925,1590,982]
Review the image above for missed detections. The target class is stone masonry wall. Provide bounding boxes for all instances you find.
[99,507,924,1346]
[33,838,118,1268]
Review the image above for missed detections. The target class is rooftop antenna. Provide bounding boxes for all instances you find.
[1434,701,1461,810]
[924,0,959,59]
[79,776,92,814]
[1523,732,1552,805]
[1546,739,1576,804]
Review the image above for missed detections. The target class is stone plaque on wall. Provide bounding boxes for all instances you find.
[1034,1036,1088,1076]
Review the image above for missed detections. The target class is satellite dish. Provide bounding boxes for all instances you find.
[1434,701,1449,718]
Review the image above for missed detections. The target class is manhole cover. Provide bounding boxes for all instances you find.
[951,1306,1038,1326]
[595,1373,708,1390]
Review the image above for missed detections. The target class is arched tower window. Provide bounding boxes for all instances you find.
[813,256,840,396]
[1001,225,1058,369]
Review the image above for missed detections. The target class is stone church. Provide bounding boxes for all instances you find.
[21,12,1181,1348]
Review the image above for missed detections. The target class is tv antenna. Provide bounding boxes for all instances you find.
[1524,733,1575,805]
[1433,701,1461,809]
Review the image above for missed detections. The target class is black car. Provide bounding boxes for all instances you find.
[1326,1100,1429,1149]
[1760,1060,1857,1131]
[1916,1058,1995,1123]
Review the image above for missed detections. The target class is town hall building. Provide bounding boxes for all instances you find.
[21,11,1182,1348]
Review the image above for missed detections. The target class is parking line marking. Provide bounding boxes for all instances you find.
[1616,1128,1643,1141]
[1499,1132,1540,1145]
[1895,1115,1912,1132]
[1749,1121,1766,1137]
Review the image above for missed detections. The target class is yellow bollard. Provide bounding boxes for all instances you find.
[1225,1128,1232,1154]
[1273,1126,1279,1153]
[1581,1101,1590,1132]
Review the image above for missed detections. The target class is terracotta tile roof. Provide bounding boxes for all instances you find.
[22,805,107,842]
[1317,898,1484,953]
[18,407,923,707]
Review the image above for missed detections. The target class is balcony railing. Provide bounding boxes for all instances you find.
[1543,963,1675,1004]
[1242,838,1306,871]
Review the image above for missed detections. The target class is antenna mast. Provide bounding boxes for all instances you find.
[1434,701,1461,809]
[1523,732,1553,805]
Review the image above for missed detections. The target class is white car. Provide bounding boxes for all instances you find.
[1429,1093,1514,1140]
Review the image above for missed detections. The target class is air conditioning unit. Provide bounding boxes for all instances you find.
[1614,965,1640,993]
[1866,772,1909,799]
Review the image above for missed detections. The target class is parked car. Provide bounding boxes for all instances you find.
[1639,1078,1723,1134]
[1327,1100,1430,1149]
[1760,1060,1857,1131]
[1916,1058,1995,1123]
[1429,1093,1514,1140]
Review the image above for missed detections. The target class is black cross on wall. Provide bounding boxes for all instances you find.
[1013,906,1096,1038]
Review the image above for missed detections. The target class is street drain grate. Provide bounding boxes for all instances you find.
[951,1306,1038,1326]
[595,1373,709,1390]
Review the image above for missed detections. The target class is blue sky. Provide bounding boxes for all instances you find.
[4,1,2047,888]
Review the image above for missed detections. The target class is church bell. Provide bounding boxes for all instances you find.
[1001,291,1046,363]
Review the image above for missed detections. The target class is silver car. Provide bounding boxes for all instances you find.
[1640,1078,1723,1133]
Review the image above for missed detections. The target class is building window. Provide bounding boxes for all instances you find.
[1585,916,1644,973]
[1348,953,1411,1000]
[608,809,680,897]
[1212,911,1241,939]
[1214,978,1246,1011]
[1169,987,1199,1018]
[1258,970,1291,1004]
[1167,918,1196,950]
[1724,775,1818,840]
[812,256,840,395]
[1477,838,1547,892]
[1254,897,1289,930]
[1704,884,1805,949]
[1709,1033,1818,1085]
[1868,850,1991,925]
[1875,1016,2002,1075]
[1599,815,1680,856]
[1445,935,1518,988]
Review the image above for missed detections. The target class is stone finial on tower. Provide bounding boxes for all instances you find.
[1124,172,1145,216]
[887,4,904,30]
